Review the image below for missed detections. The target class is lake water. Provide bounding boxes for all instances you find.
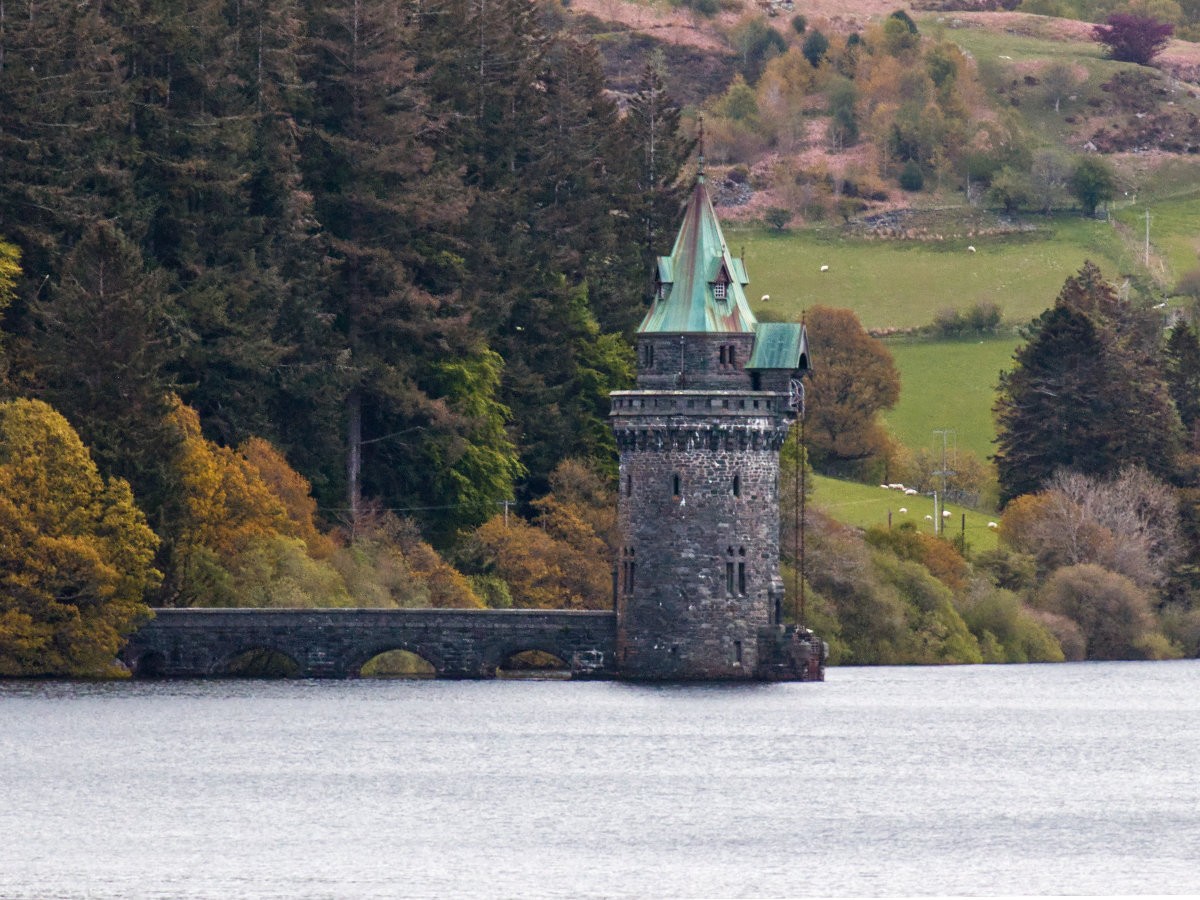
[2,662,1198,898]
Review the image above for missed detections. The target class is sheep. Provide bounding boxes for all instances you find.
[904,488,918,496]
[899,507,908,514]
[924,515,934,521]
[968,245,976,253]
[819,265,829,272]
[761,294,770,303]
[987,521,998,529]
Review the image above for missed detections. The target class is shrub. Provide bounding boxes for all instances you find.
[899,160,924,191]
[1036,563,1163,660]
[960,586,1064,663]
[764,206,792,230]
[1093,14,1174,66]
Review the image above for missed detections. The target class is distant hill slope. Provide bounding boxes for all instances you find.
[567,0,1200,230]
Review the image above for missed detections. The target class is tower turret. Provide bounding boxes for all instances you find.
[611,176,813,680]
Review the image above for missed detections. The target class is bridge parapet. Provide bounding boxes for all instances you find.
[122,608,618,679]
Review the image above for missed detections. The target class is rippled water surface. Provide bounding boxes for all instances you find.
[3,662,1199,898]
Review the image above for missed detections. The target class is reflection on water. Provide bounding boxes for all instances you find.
[2,662,1199,898]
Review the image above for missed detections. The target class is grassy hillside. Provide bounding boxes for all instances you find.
[812,474,1001,551]
[884,336,1018,462]
[737,216,1134,330]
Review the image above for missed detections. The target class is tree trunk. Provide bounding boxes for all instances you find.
[347,387,362,528]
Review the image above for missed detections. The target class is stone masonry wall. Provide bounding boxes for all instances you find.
[121,608,618,679]
[611,391,792,679]
[635,333,758,391]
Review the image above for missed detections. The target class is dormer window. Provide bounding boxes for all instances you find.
[655,280,670,301]
[713,281,727,301]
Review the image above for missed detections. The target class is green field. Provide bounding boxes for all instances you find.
[812,474,1000,552]
[735,217,1133,330]
[884,335,1019,461]
[1112,193,1200,285]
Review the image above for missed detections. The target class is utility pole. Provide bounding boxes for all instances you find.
[932,428,956,536]
[1145,209,1152,269]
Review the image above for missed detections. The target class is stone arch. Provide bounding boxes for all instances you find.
[351,642,443,678]
[212,644,302,677]
[128,649,167,678]
[484,640,572,678]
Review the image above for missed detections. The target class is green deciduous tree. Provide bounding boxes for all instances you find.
[1069,156,1118,216]
[0,399,158,676]
[731,15,788,83]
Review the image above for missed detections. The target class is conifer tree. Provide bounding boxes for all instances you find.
[994,263,1183,503]
[30,223,182,522]
[300,0,520,532]
[621,57,695,330]
[0,0,134,341]
[1164,322,1200,439]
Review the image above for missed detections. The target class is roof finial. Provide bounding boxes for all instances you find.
[697,115,706,181]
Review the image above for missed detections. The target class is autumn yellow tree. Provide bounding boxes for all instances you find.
[0,399,159,675]
[154,397,360,607]
[0,237,18,384]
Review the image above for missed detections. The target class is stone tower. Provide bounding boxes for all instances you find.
[610,175,814,680]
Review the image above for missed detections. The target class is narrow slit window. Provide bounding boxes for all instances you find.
[719,346,727,366]
[734,640,743,665]
[733,474,741,497]
[672,473,681,497]
[738,562,746,596]
[625,473,632,496]
[726,562,735,595]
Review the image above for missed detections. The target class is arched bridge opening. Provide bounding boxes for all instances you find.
[358,648,437,679]
[219,648,302,678]
[496,648,571,679]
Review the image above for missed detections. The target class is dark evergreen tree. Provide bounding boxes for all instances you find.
[299,0,521,535]
[994,263,1183,503]
[30,222,182,521]
[1165,321,1200,441]
[622,58,695,321]
[0,0,135,358]
[415,1,645,500]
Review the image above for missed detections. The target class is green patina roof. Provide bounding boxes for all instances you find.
[638,178,757,334]
[747,322,811,371]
